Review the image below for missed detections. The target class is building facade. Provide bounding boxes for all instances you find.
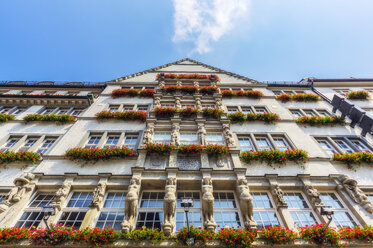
[0,58,372,239]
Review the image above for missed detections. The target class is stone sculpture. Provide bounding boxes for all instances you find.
[89,182,107,210]
[304,183,323,207]
[236,178,257,229]
[222,124,235,146]
[198,123,207,146]
[122,177,141,232]
[202,176,216,231]
[271,184,288,207]
[51,181,72,210]
[171,123,180,146]
[195,97,202,110]
[163,177,177,236]
[175,97,181,109]
[143,123,155,144]
[154,97,161,107]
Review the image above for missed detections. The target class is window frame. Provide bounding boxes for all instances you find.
[213,191,243,230]
[94,191,126,230]
[252,191,282,228]
[135,191,165,230]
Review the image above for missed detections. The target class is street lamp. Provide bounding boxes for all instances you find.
[320,206,334,232]
[42,206,56,230]
[181,197,194,245]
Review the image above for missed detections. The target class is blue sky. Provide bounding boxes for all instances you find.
[0,0,372,82]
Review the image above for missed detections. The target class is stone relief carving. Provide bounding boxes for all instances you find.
[89,182,107,210]
[176,81,182,86]
[154,97,161,108]
[177,156,201,170]
[194,81,199,87]
[163,177,177,236]
[175,97,181,109]
[271,184,288,208]
[195,97,202,110]
[143,123,155,145]
[304,183,323,207]
[171,123,180,146]
[198,123,207,146]
[122,177,141,232]
[222,124,235,147]
[51,181,72,210]
[338,175,373,214]
[159,81,165,87]
[216,98,223,109]
[202,176,216,231]
[236,178,257,229]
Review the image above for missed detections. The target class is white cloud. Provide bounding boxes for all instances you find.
[172,0,250,54]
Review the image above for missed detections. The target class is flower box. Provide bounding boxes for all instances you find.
[178,144,204,155]
[227,112,246,123]
[95,110,147,122]
[0,151,41,165]
[179,107,200,118]
[145,143,176,155]
[153,107,178,119]
[199,86,219,95]
[276,93,320,103]
[180,85,198,94]
[110,89,154,98]
[299,223,340,247]
[332,152,373,170]
[204,144,229,156]
[259,226,296,245]
[0,113,15,123]
[221,90,235,97]
[345,90,370,100]
[296,116,345,126]
[246,90,264,99]
[202,108,223,119]
[246,113,280,123]
[65,147,136,162]
[240,149,309,168]
[221,90,264,98]
[156,73,220,81]
[23,114,76,124]
[339,225,373,241]
[159,85,179,94]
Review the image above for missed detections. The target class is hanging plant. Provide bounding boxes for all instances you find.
[227,112,246,123]
[23,114,77,124]
[332,152,373,171]
[246,112,280,123]
[145,143,176,155]
[139,89,155,97]
[199,86,219,95]
[259,226,297,245]
[158,85,179,94]
[0,151,41,165]
[221,90,264,98]
[216,227,257,248]
[95,110,147,122]
[345,90,370,100]
[179,85,198,94]
[299,223,341,247]
[178,144,204,155]
[296,116,345,126]
[111,89,140,98]
[179,107,200,118]
[246,90,264,99]
[240,149,309,168]
[276,93,320,103]
[221,90,235,97]
[0,113,15,123]
[339,225,373,241]
[153,107,178,118]
[65,147,136,162]
[202,108,223,119]
[204,144,229,156]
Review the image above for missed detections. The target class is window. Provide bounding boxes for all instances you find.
[109,105,120,112]
[254,107,267,114]
[272,90,304,95]
[124,134,138,149]
[350,139,371,152]
[56,108,70,114]
[335,89,350,95]
[202,104,215,109]
[179,133,199,145]
[153,132,171,144]
[11,107,26,115]
[238,136,255,151]
[136,192,164,229]
[0,106,14,114]
[284,193,317,227]
[161,104,175,107]
[334,140,354,153]
[41,107,55,115]
[227,107,239,114]
[18,138,38,152]
[16,193,55,228]
[122,105,134,111]
[304,110,317,117]
[317,110,330,117]
[213,192,241,230]
[96,192,126,230]
[181,105,195,109]
[70,108,83,116]
[58,192,93,228]
[104,135,120,148]
[137,105,149,112]
[256,137,271,150]
[206,133,224,145]
[1,137,20,151]
[37,139,55,155]
[316,139,337,156]
[176,192,202,230]
[85,135,101,149]
[240,107,253,114]
[320,193,357,228]
[272,137,289,151]
[252,192,280,228]
[290,110,303,117]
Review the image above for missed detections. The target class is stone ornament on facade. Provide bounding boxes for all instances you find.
[304,183,323,207]
[338,175,373,214]
[202,176,216,231]
[122,177,141,232]
[0,173,35,213]
[89,182,107,210]
[171,123,180,146]
[154,97,161,108]
[193,81,199,87]
[198,123,207,146]
[159,81,165,87]
[163,177,177,236]
[222,123,235,147]
[271,184,288,208]
[236,178,257,229]
[176,81,182,86]
[143,123,155,145]
[195,97,202,110]
[175,97,181,109]
[216,97,223,109]
[51,181,72,211]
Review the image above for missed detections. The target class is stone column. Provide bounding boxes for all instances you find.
[201,175,216,231]
[121,175,142,232]
[163,176,177,236]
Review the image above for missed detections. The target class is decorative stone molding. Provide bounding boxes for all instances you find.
[175,97,181,109]
[338,175,373,214]
[193,81,199,87]
[216,97,223,109]
[176,81,182,86]
[195,97,202,110]
[171,123,180,146]
[163,177,177,236]
[271,184,288,208]
[201,176,216,231]
[198,123,207,146]
[89,182,107,210]
[51,181,72,211]
[222,123,235,147]
[0,173,35,213]
[154,97,161,108]
[143,123,155,145]
[159,81,165,87]
[236,178,257,229]
[122,176,142,232]
[304,183,323,207]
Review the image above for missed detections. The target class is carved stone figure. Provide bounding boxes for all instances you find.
[222,124,235,147]
[216,98,223,109]
[175,97,181,109]
[198,123,207,145]
[159,81,165,87]
[202,177,216,231]
[143,123,155,144]
[211,81,217,87]
[89,182,107,210]
[304,184,323,207]
[194,81,199,87]
[271,184,288,207]
[236,178,257,229]
[163,177,177,236]
[154,97,161,107]
[171,123,180,146]
[51,181,72,210]
[3,173,35,205]
[339,175,373,214]
[122,177,141,232]
[195,97,202,110]
[176,81,182,86]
